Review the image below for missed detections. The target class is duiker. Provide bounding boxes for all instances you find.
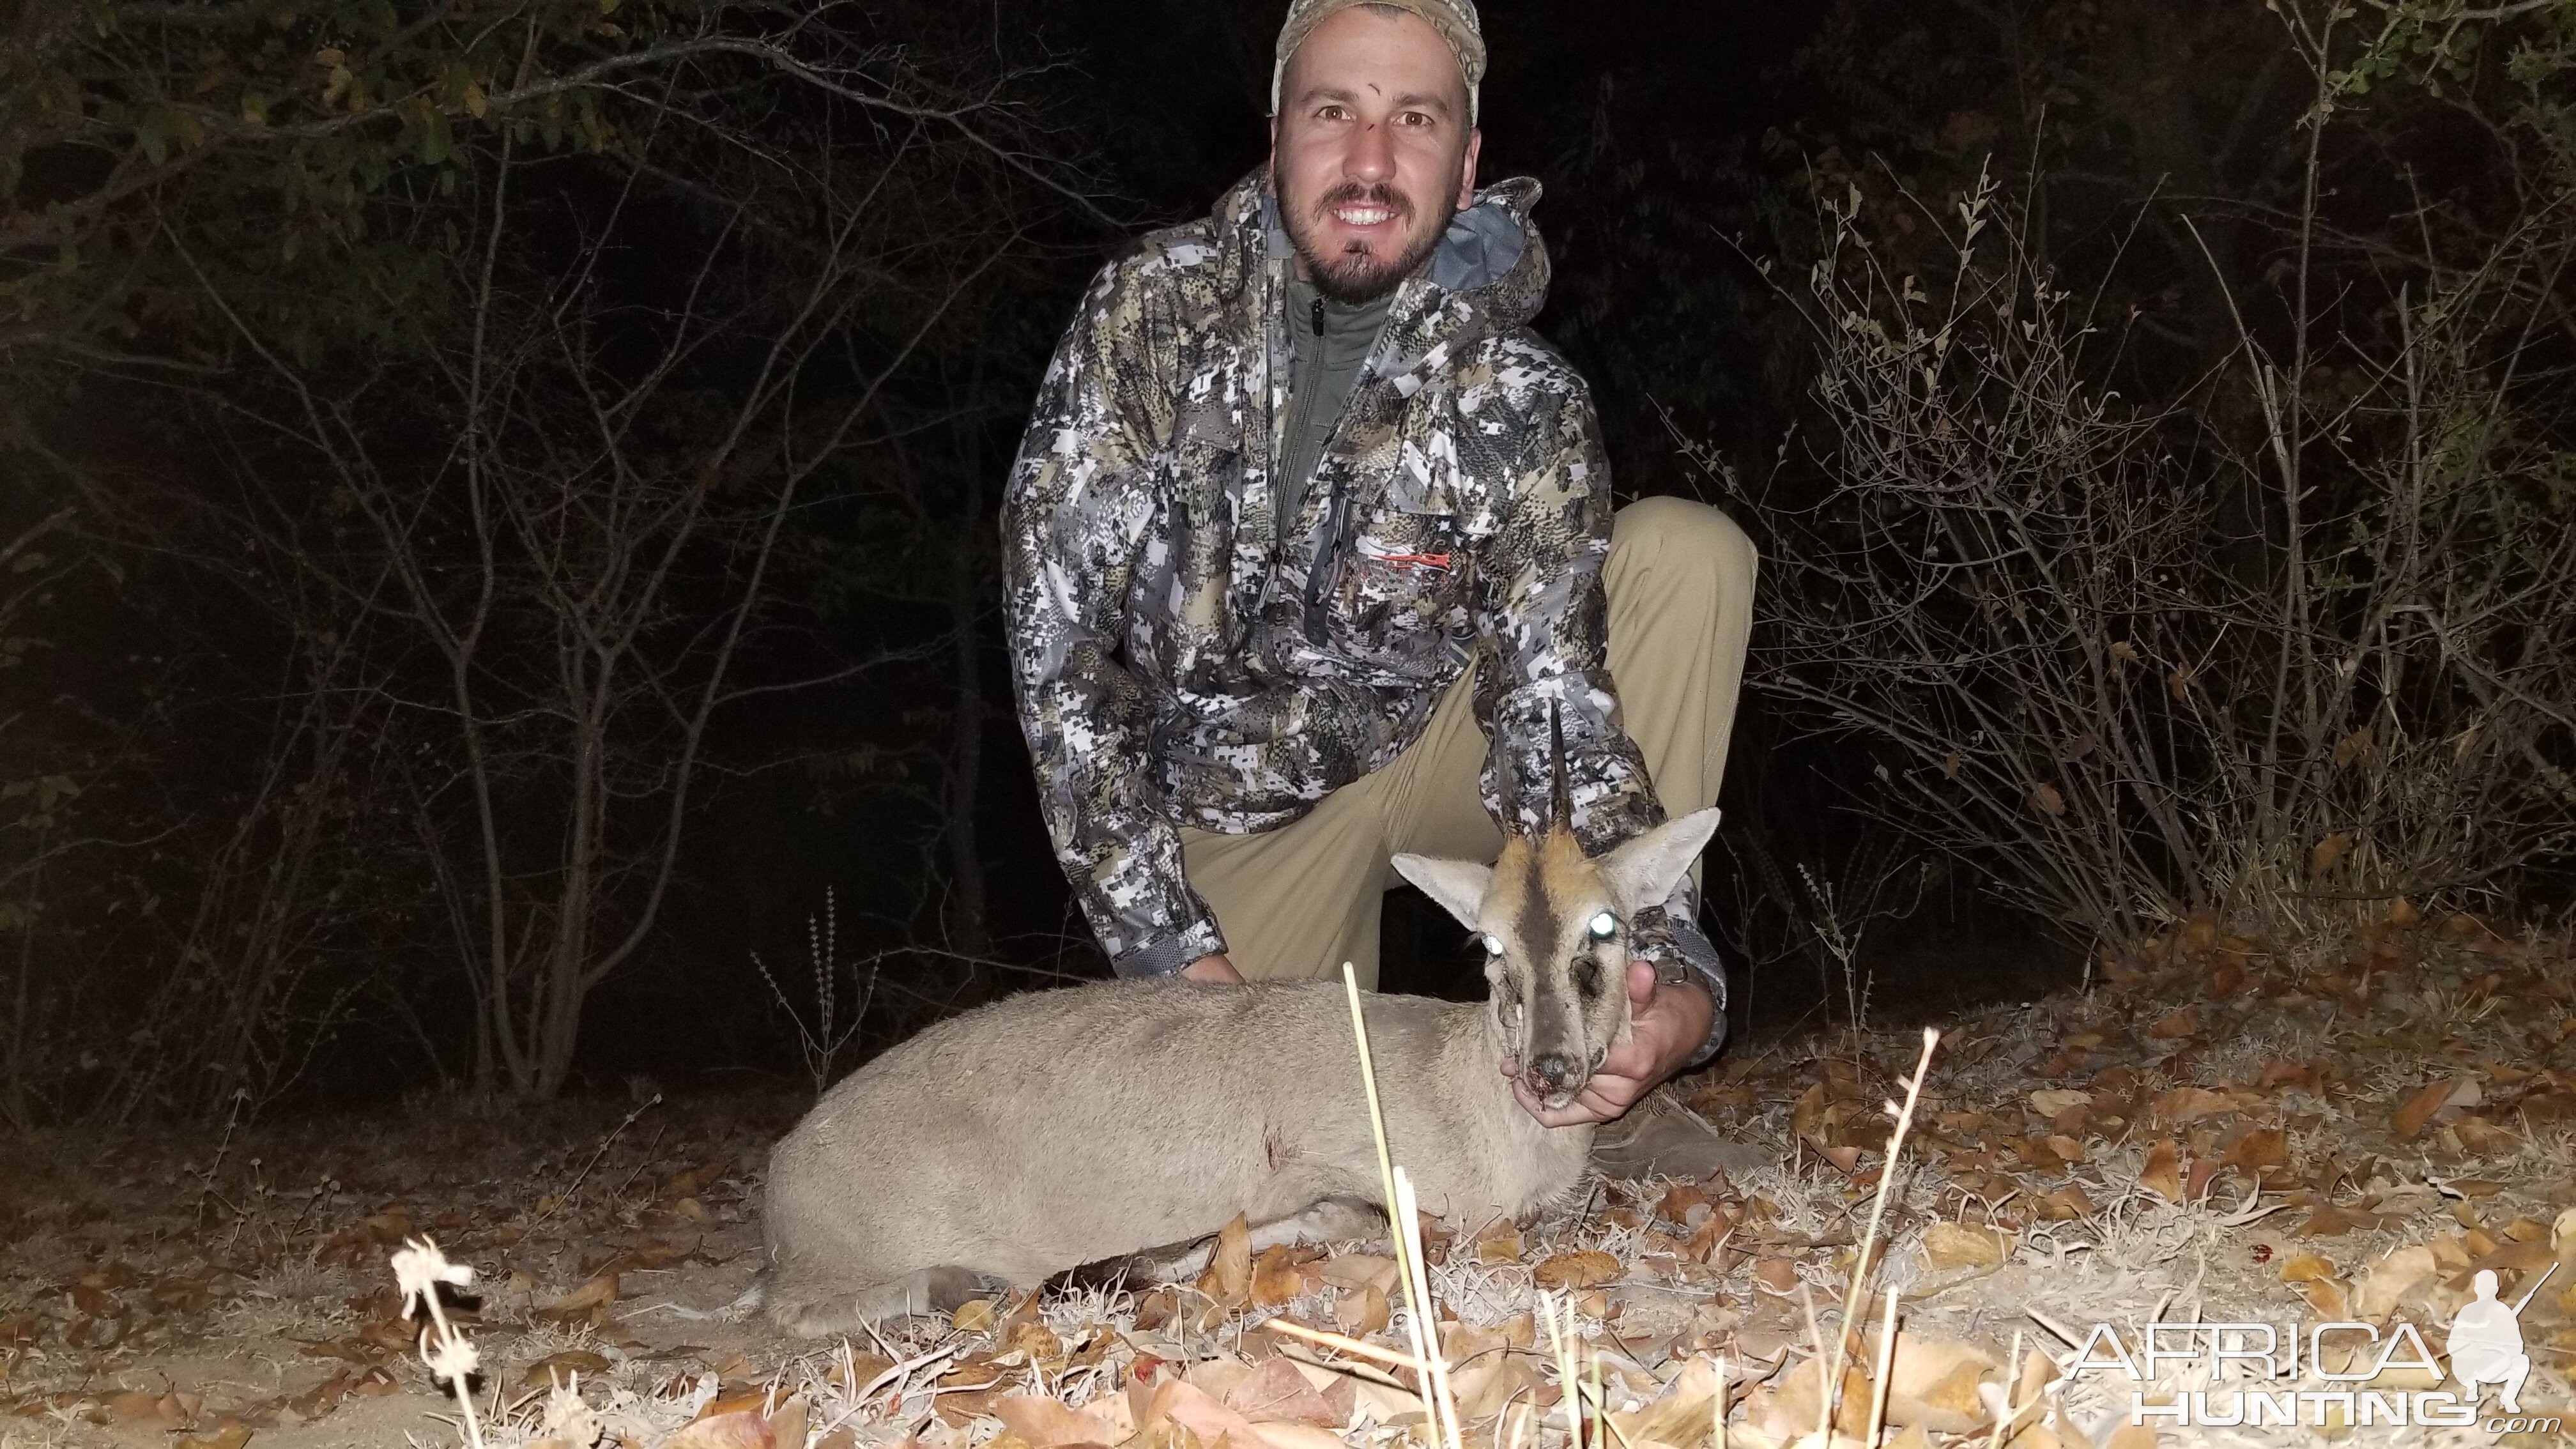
[759,770,1720,1337]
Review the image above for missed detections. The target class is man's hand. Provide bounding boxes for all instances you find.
[1180,953,1246,983]
[1508,959,1713,1127]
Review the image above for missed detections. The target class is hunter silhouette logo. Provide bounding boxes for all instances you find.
[2448,1264,2549,1415]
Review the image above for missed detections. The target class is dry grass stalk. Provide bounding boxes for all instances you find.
[1820,1027,1940,1441]
[389,1235,487,1449]
[1341,963,1464,1449]
[1864,1291,1901,1446]
[1713,1354,1728,1449]
[1982,1329,2024,1449]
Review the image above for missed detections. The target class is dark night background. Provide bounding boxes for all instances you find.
[4,0,2570,1123]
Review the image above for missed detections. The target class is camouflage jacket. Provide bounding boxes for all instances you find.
[1001,171,1725,1057]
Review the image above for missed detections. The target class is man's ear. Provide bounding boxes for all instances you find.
[1391,853,1492,933]
[1595,808,1723,916]
[1455,128,1482,210]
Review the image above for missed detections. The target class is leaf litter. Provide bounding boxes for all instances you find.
[3,907,2572,1448]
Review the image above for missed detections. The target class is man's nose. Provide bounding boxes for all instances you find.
[1343,121,1395,184]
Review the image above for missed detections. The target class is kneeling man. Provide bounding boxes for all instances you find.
[1000,0,1757,1138]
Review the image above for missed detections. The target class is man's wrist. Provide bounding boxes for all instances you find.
[1113,917,1230,977]
[1653,919,1729,1071]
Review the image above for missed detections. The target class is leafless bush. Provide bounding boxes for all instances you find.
[1705,132,2576,947]
[140,19,1084,1100]
[751,887,877,1098]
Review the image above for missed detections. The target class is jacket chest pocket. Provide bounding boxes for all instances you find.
[1337,507,1474,650]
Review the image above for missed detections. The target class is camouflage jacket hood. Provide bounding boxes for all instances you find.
[1002,170,1722,1045]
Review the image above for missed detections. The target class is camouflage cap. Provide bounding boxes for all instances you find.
[1271,0,1487,125]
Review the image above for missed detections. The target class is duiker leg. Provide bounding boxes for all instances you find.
[1047,1198,1390,1294]
[766,1264,1002,1336]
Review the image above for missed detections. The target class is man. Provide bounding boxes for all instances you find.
[2448,1269,2534,1415]
[1000,0,1757,1138]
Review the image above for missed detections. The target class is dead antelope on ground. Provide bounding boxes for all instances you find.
[758,746,1722,1335]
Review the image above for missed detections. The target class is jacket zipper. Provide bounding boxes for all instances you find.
[1301,293,1354,618]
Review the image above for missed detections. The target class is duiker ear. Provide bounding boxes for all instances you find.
[1390,853,1494,933]
[1596,808,1724,916]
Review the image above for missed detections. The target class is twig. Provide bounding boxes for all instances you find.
[391,1238,487,1449]
[1821,1027,1941,1441]
[526,1091,662,1230]
[1262,1317,1429,1372]
[1866,1290,1901,1447]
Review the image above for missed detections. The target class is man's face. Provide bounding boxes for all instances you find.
[1270,7,1481,304]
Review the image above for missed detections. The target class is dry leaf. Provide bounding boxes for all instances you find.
[2221,1126,2287,1172]
[2291,1275,2352,1319]
[1469,1216,1524,1264]
[2393,1079,2462,1140]
[1183,1358,1254,1403]
[2037,1184,2097,1220]
[1140,1376,1262,1448]
[2278,1253,2337,1283]
[1224,1359,1340,1428]
[2294,1204,2376,1238]
[1921,1222,2009,1271]
[2030,784,2066,816]
[176,1425,252,1449]
[664,1412,776,1449]
[1317,1254,1398,1294]
[1533,1250,1621,1291]
[1769,1355,1877,1438]
[1249,1246,1306,1308]
[2139,1140,2183,1201]
[1452,1355,1549,1430]
[1333,1282,1388,1336]
[2309,832,2350,875]
[2028,1089,2090,1117]
[767,1397,809,1449]
[1880,1333,2000,1431]
[2454,1116,2520,1154]
[1609,1354,1727,1447]
[952,1298,999,1333]
[995,1394,1135,1448]
[107,1390,183,1428]
[1246,1423,1347,1449]
[1001,1319,1066,1365]
[522,1349,612,1388]
[1202,1214,1254,1305]
[2146,1006,2200,1039]
[533,1271,618,1323]
[2151,1086,2229,1122]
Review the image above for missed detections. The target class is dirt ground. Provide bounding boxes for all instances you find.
[4,907,2572,1449]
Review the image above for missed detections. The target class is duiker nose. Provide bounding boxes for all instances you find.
[1526,1051,1580,1093]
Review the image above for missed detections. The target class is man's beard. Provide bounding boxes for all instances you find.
[1282,180,1456,305]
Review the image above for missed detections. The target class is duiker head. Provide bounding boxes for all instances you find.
[1390,715,1720,1108]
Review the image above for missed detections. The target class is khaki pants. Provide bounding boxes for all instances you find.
[1181,496,1758,986]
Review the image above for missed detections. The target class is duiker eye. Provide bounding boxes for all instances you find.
[1586,912,1619,940]
[1482,934,1506,956]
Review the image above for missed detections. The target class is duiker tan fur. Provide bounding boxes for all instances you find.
[759,798,1721,1336]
